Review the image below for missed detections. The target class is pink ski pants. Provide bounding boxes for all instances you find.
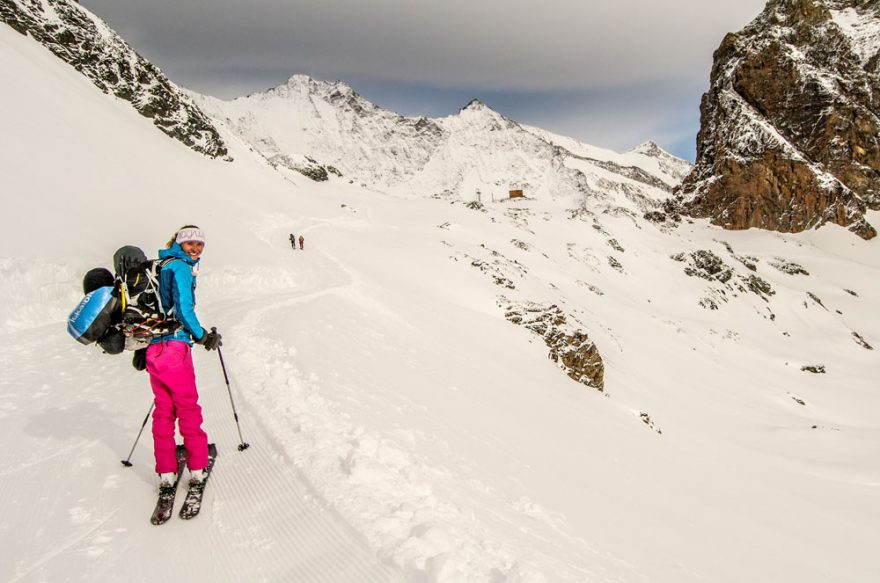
[146,341,209,473]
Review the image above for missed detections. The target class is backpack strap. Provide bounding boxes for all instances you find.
[150,257,180,316]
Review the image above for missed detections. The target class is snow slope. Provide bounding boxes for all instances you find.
[3,12,880,583]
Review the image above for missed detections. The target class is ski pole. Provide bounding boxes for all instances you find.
[214,330,250,451]
[121,402,154,467]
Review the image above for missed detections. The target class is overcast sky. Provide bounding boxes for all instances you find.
[79,0,768,161]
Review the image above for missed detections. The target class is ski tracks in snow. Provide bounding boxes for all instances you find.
[210,221,622,582]
[0,249,401,582]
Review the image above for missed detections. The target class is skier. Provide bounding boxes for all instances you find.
[289,233,296,250]
[298,234,305,250]
[137,225,222,517]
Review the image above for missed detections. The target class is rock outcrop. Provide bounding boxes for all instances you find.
[678,0,880,239]
[1,0,227,158]
[499,298,604,391]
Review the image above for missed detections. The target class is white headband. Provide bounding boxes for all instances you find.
[176,227,206,245]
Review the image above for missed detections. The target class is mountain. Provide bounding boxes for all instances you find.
[193,75,689,218]
[677,0,880,240]
[2,3,880,583]
[0,0,227,158]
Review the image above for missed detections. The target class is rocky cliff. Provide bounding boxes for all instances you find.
[1,0,227,159]
[678,0,880,239]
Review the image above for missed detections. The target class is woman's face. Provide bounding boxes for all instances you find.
[180,241,205,261]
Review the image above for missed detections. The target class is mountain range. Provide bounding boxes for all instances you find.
[193,75,691,214]
[1,0,879,581]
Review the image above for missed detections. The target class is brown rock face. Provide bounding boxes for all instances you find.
[678,0,880,239]
[500,298,604,391]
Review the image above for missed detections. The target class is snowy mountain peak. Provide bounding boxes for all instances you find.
[449,97,516,130]
[256,74,361,104]
[461,98,489,112]
[630,140,664,157]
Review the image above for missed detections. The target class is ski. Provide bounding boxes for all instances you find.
[179,443,217,520]
[150,444,187,525]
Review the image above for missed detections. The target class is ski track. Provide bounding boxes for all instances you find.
[0,232,401,582]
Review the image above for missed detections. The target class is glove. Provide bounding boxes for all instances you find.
[196,327,222,351]
[132,348,147,371]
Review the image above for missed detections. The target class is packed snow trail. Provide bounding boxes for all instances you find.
[0,275,402,582]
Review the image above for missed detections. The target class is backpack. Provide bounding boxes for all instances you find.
[66,246,182,353]
[114,246,182,344]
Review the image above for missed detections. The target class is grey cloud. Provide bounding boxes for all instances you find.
[78,0,770,159]
[83,0,767,94]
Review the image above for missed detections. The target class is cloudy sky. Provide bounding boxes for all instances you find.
[79,0,768,161]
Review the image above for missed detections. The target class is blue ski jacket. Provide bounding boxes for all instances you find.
[151,242,205,344]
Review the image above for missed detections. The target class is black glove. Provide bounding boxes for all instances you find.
[132,348,147,371]
[196,327,222,351]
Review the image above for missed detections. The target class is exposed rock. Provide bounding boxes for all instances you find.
[677,0,880,239]
[675,249,777,306]
[643,210,669,223]
[699,297,721,310]
[639,412,663,435]
[606,238,625,252]
[745,274,776,300]
[1,0,227,158]
[770,257,810,275]
[453,245,526,290]
[801,364,827,373]
[500,298,604,391]
[675,250,735,283]
[576,281,605,296]
[852,331,873,349]
[806,291,828,309]
[269,154,340,182]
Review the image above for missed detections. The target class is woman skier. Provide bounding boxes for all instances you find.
[138,225,222,497]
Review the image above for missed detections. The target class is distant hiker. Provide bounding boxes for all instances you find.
[289,233,296,250]
[298,234,304,250]
[138,225,222,496]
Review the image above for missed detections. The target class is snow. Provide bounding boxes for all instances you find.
[831,6,880,66]
[2,13,880,583]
